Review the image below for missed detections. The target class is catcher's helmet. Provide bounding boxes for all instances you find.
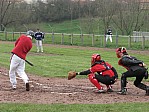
[116,47,127,53]
[26,30,34,37]
[116,47,127,58]
[91,54,101,65]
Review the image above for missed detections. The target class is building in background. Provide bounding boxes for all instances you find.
[140,0,149,9]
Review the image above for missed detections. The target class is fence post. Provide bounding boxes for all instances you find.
[92,34,94,46]
[61,33,64,44]
[12,32,14,41]
[103,34,106,47]
[71,33,73,45]
[128,35,131,49]
[52,32,54,44]
[100,36,103,47]
[142,36,145,50]
[5,31,7,40]
[116,34,118,47]
[81,34,84,45]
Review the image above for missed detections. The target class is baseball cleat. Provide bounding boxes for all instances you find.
[12,85,16,90]
[107,88,114,92]
[94,89,106,93]
[107,85,114,92]
[117,88,127,95]
[26,83,30,91]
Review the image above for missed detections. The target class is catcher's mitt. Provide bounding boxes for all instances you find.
[68,71,77,80]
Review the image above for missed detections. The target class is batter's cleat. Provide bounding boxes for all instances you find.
[145,87,149,96]
[117,88,127,95]
[12,85,16,90]
[26,83,30,91]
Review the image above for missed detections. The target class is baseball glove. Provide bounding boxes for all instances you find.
[68,71,77,80]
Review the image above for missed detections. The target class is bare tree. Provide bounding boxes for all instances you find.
[0,0,10,30]
[0,0,20,31]
[79,0,97,34]
[95,0,118,34]
[112,0,148,35]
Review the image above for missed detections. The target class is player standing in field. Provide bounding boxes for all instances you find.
[106,26,112,42]
[34,29,44,52]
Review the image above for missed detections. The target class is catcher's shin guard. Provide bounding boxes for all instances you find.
[121,74,127,90]
[88,73,102,90]
[118,77,127,95]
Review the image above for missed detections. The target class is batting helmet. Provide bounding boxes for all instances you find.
[26,30,34,38]
[91,54,101,65]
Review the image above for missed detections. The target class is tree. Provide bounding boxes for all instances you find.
[112,0,148,35]
[0,0,11,30]
[0,0,27,31]
[95,0,118,34]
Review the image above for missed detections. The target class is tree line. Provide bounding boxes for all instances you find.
[0,0,149,35]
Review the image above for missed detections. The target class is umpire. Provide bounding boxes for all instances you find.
[116,47,149,95]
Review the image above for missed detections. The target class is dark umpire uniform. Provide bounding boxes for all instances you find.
[116,47,149,95]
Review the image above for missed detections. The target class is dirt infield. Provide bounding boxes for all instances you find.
[0,67,149,104]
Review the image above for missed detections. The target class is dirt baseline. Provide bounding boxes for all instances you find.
[0,67,149,104]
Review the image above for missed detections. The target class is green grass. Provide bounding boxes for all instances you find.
[0,102,149,112]
[0,42,149,111]
[0,42,149,78]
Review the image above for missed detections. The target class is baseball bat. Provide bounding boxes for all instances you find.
[25,60,34,66]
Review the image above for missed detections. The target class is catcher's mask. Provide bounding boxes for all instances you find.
[116,47,127,58]
[91,54,101,65]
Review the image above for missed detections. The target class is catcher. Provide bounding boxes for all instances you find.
[68,54,118,93]
[116,47,149,95]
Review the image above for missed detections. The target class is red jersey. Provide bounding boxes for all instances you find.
[90,62,114,77]
[12,34,32,60]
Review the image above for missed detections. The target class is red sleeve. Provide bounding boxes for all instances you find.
[15,37,20,46]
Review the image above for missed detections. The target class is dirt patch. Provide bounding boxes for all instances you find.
[0,67,149,104]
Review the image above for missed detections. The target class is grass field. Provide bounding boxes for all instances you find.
[0,41,149,111]
[0,102,149,112]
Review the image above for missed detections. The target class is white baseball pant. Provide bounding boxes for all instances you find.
[106,35,112,42]
[9,54,29,88]
[36,40,43,52]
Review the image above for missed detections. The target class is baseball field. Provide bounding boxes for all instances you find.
[0,41,149,112]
